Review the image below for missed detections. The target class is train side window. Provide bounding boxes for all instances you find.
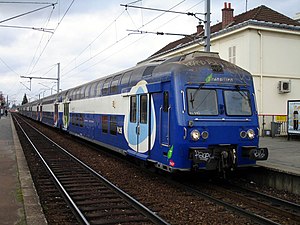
[84,84,92,98]
[110,115,117,135]
[130,96,137,123]
[72,89,76,100]
[102,78,112,96]
[96,81,103,96]
[76,114,79,126]
[76,88,80,100]
[129,68,143,87]
[64,90,69,101]
[143,66,156,77]
[102,115,108,133]
[121,71,132,88]
[111,74,121,94]
[68,89,73,100]
[73,89,77,100]
[163,91,169,112]
[140,95,148,124]
[80,86,85,99]
[90,82,97,98]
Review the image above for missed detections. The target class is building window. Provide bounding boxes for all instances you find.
[229,46,236,64]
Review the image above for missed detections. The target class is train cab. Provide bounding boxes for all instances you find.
[155,52,268,172]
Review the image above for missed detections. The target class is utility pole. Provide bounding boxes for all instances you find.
[204,0,211,52]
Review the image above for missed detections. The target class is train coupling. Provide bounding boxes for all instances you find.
[190,146,237,171]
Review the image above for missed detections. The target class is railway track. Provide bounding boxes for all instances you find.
[13,114,169,225]
[221,182,300,223]
[13,114,300,224]
[177,179,300,225]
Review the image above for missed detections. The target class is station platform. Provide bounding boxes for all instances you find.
[258,136,300,175]
[0,113,47,225]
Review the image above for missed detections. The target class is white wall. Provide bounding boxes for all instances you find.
[212,27,300,115]
[154,25,300,117]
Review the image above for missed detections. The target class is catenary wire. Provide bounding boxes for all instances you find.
[26,4,56,75]
[61,0,187,80]
[0,3,57,24]
[27,0,75,75]
[61,9,126,74]
[62,0,204,80]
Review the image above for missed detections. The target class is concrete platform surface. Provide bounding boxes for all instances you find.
[258,136,300,175]
[0,114,47,225]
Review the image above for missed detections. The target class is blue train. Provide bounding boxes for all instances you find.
[19,51,268,173]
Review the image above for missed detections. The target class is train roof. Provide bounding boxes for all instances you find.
[21,51,252,107]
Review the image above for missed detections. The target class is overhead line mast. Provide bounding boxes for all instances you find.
[20,63,60,93]
[121,0,211,52]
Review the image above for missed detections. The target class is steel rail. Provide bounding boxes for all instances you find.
[14,116,90,224]
[180,183,281,225]
[224,182,300,222]
[13,114,169,225]
[231,184,300,211]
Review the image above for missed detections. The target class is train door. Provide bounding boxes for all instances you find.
[160,91,170,147]
[40,105,43,122]
[36,105,39,120]
[63,102,70,130]
[54,103,59,127]
[128,94,149,153]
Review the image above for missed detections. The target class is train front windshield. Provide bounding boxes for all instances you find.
[187,88,252,116]
[187,89,218,116]
[223,90,252,116]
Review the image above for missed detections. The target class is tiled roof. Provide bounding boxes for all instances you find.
[151,5,300,57]
[223,5,299,27]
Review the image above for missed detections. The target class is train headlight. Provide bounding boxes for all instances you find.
[240,131,247,139]
[191,129,201,141]
[201,131,209,139]
[247,129,255,139]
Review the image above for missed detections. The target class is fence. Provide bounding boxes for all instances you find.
[258,114,287,137]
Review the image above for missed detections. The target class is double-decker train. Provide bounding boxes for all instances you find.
[19,51,268,173]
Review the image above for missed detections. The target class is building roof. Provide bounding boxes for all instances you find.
[150,5,300,58]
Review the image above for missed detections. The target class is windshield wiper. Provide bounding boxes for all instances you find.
[193,90,213,112]
[235,85,249,101]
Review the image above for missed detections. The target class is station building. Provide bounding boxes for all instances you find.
[145,2,300,135]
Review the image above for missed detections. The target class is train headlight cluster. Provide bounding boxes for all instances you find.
[190,130,209,141]
[201,131,209,139]
[247,129,255,139]
[191,130,201,141]
[240,129,255,139]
